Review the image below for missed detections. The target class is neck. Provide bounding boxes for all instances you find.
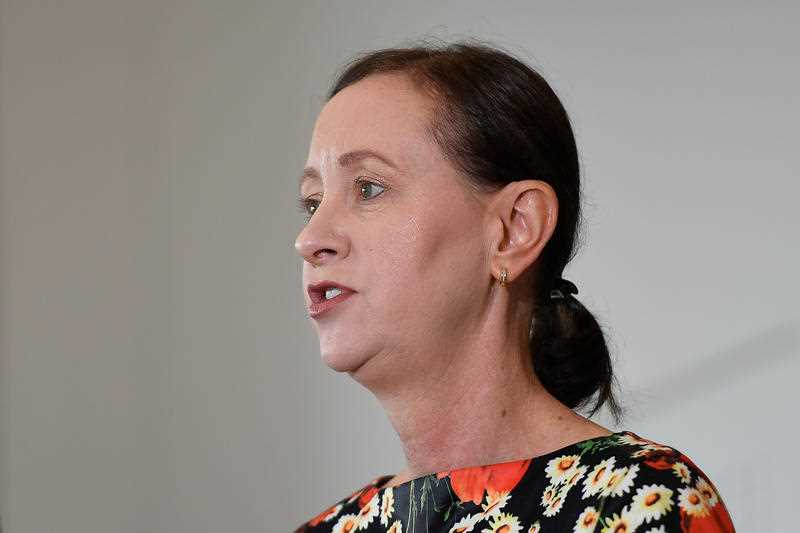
[383,363,591,483]
[352,288,609,486]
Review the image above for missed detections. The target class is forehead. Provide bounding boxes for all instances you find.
[305,74,438,178]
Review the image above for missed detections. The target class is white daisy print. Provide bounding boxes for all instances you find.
[557,479,577,501]
[543,491,566,517]
[332,513,359,533]
[449,512,483,533]
[481,511,522,533]
[380,487,395,526]
[482,490,511,518]
[582,456,616,499]
[297,431,736,533]
[616,433,653,447]
[695,476,719,507]
[672,461,691,485]
[545,454,582,485]
[354,493,379,530]
[565,464,588,488]
[630,483,674,524]
[599,507,640,533]
[601,463,639,498]
[573,505,600,533]
[541,483,558,507]
[678,485,711,517]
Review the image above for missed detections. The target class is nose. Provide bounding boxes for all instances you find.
[294,204,350,268]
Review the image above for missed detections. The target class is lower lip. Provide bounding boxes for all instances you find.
[309,291,355,318]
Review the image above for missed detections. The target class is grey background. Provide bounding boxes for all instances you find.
[1,1,798,531]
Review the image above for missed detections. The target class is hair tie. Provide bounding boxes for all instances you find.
[549,278,578,300]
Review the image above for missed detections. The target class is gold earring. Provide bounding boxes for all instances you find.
[499,268,508,287]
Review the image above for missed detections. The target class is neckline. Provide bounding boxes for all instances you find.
[373,430,633,492]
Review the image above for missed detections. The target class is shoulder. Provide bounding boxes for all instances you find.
[577,431,736,532]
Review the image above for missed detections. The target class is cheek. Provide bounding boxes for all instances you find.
[371,213,482,307]
[379,216,423,276]
[384,241,481,345]
[371,216,425,282]
[397,215,421,243]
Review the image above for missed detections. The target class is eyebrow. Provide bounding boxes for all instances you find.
[299,149,398,190]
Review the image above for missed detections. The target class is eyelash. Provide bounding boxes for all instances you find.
[296,176,387,222]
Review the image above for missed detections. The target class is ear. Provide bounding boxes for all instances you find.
[487,180,558,284]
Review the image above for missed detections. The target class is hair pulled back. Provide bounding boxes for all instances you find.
[326,38,624,424]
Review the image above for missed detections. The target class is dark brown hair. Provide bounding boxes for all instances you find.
[326,38,624,424]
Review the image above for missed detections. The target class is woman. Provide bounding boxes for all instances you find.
[293,40,735,533]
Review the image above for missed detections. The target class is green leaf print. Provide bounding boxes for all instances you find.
[407,478,415,532]
[407,474,454,533]
[575,433,622,456]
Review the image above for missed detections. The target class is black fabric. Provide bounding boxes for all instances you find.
[294,430,735,532]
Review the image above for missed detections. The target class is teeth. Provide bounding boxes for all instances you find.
[324,287,343,300]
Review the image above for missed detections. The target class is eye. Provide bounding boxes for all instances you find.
[296,196,318,222]
[296,177,387,222]
[354,176,386,201]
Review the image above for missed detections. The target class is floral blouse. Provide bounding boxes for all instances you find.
[293,430,735,532]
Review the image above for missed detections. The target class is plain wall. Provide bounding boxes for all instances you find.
[1,1,798,531]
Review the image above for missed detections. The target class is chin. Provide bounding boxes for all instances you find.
[319,348,368,374]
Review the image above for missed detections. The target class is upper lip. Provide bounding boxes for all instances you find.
[307,280,356,304]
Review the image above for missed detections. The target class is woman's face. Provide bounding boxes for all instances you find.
[295,73,494,385]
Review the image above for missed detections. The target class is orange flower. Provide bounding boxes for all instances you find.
[680,501,736,533]
[436,459,531,505]
[357,486,379,509]
[642,449,678,470]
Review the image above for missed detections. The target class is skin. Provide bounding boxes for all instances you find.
[295,73,612,489]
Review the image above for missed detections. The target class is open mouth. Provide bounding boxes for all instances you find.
[307,288,355,318]
[307,281,357,318]
[309,286,348,303]
[307,281,356,303]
